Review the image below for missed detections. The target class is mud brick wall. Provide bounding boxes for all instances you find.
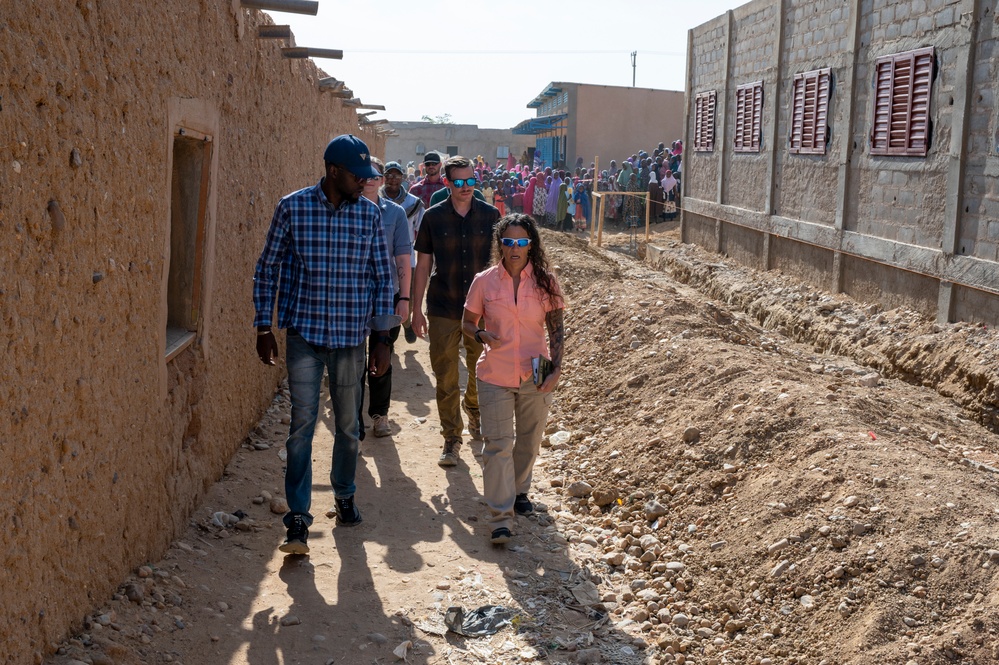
[0,3,383,663]
[683,0,999,325]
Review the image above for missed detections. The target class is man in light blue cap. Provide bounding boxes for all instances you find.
[253,134,400,554]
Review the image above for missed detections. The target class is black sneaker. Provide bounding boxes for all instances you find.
[335,495,363,527]
[279,515,310,554]
[404,325,417,344]
[514,493,534,516]
[490,527,512,545]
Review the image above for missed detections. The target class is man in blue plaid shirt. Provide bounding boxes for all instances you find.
[253,134,399,555]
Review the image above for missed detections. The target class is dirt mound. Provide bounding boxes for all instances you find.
[541,225,999,664]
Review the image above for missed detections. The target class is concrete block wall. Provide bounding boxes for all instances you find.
[960,6,999,264]
[775,0,855,226]
[847,0,962,246]
[686,14,728,202]
[683,0,999,325]
[723,2,778,212]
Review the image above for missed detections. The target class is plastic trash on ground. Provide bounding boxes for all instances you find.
[444,605,516,637]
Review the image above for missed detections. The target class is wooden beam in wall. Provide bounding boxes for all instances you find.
[282,47,343,60]
[241,0,318,15]
[257,25,296,46]
[319,77,344,92]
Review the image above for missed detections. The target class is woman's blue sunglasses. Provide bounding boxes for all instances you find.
[501,238,531,247]
[450,177,478,188]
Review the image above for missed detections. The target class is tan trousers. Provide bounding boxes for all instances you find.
[479,378,551,531]
[428,315,482,440]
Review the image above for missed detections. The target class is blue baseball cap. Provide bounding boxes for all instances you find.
[384,161,405,174]
[323,134,379,179]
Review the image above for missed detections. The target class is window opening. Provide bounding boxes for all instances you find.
[166,130,212,359]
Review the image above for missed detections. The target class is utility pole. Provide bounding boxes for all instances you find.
[631,51,637,87]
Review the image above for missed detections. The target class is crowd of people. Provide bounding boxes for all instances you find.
[402,139,683,232]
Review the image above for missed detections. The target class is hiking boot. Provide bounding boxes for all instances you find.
[335,495,363,527]
[403,324,417,344]
[490,527,512,545]
[514,493,534,516]
[462,404,481,440]
[372,414,391,438]
[279,515,310,555]
[438,437,461,467]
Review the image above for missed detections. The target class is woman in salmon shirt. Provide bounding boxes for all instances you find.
[462,213,565,545]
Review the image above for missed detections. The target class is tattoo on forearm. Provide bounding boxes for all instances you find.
[546,309,564,368]
[397,266,406,286]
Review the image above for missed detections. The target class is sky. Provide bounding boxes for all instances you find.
[268,0,750,129]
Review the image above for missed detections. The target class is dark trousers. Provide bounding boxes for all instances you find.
[358,294,401,438]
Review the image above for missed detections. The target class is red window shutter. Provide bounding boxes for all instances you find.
[735,87,746,149]
[751,82,763,151]
[706,91,715,150]
[735,81,763,152]
[871,47,934,156]
[695,95,704,150]
[790,69,830,155]
[908,50,933,153]
[695,91,716,152]
[790,75,805,153]
[813,69,830,154]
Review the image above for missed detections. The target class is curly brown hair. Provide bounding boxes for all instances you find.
[492,213,561,306]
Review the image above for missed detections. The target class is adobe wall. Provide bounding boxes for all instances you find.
[683,0,999,325]
[0,2,383,663]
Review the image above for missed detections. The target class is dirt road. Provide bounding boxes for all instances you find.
[49,225,999,665]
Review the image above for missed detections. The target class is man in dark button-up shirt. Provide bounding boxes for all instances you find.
[412,156,500,467]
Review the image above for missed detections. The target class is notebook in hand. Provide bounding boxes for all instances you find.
[532,355,555,385]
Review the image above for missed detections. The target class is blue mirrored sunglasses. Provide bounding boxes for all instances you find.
[501,238,531,248]
[450,177,477,188]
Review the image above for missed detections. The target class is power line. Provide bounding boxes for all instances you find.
[346,48,684,56]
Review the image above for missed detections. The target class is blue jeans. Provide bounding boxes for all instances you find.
[284,331,365,528]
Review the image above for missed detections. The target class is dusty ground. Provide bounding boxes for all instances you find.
[48,222,999,665]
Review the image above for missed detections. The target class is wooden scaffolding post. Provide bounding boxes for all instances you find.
[590,156,599,243]
[597,193,607,248]
[645,191,651,242]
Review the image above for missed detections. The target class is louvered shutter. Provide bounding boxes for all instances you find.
[735,81,763,152]
[751,82,762,151]
[871,47,934,156]
[814,69,830,153]
[790,69,830,155]
[695,91,716,152]
[705,91,715,150]
[790,75,806,153]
